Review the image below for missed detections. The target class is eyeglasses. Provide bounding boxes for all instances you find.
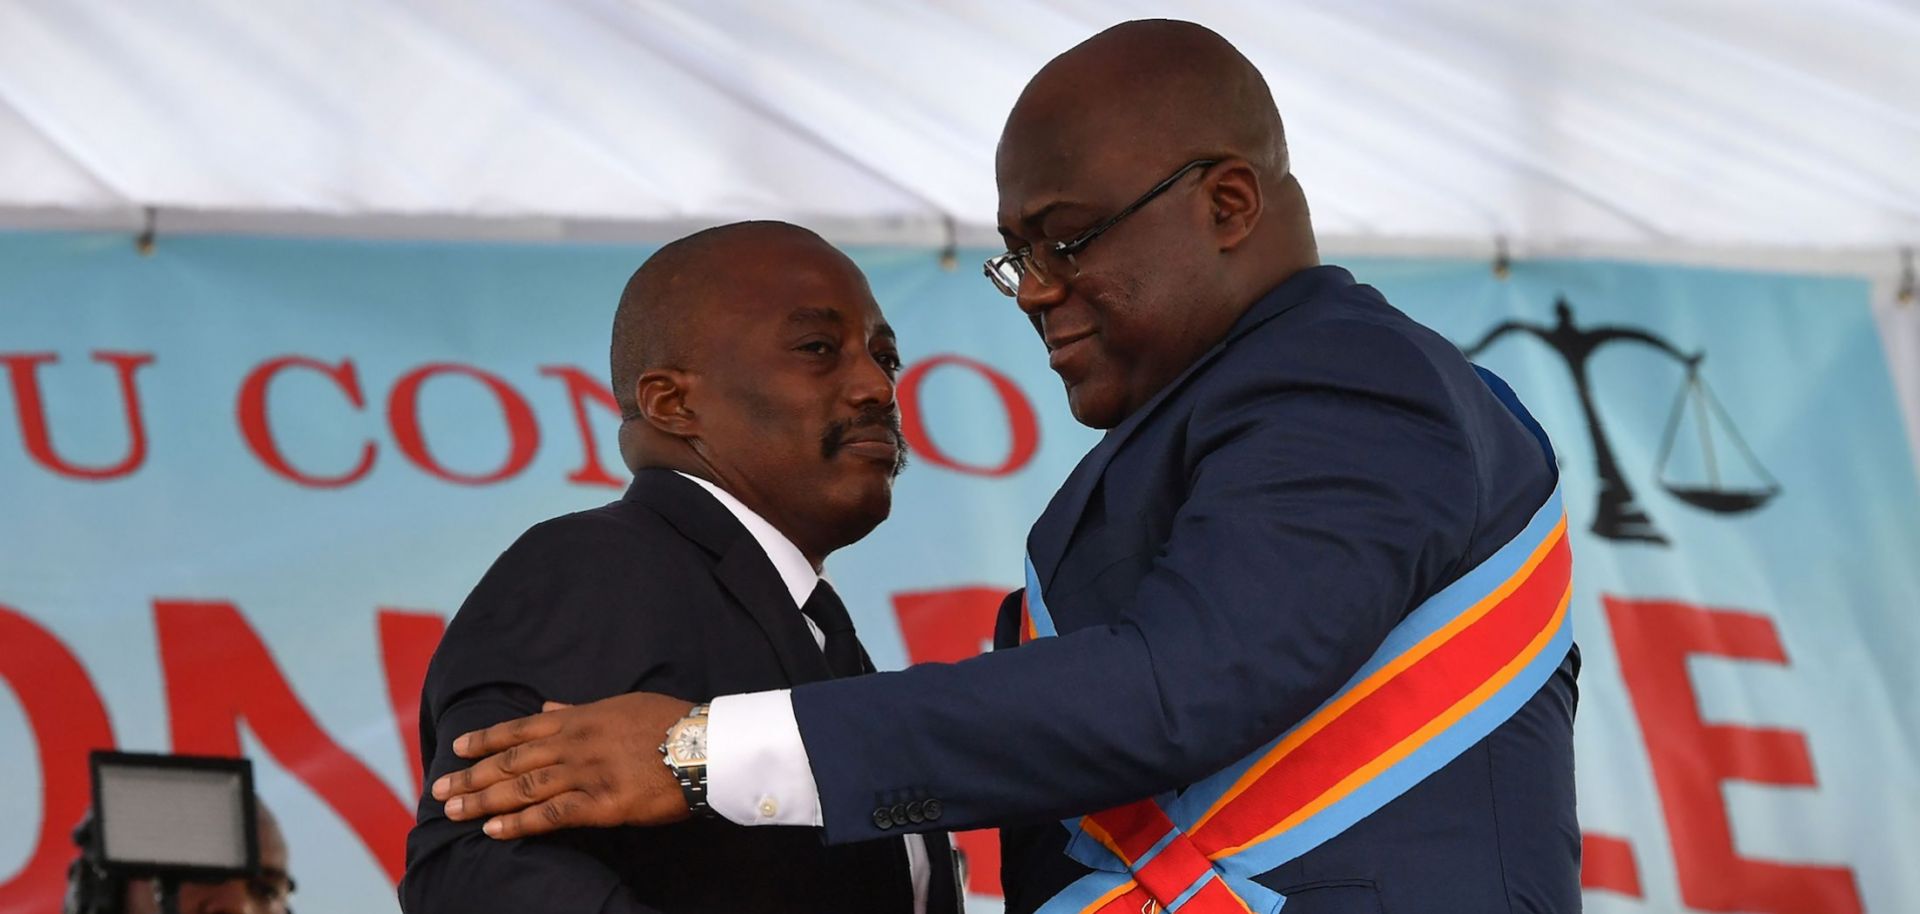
[983,158,1218,297]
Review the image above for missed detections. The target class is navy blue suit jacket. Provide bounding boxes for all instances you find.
[792,266,1581,912]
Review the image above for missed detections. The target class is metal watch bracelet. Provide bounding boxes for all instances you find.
[661,703,713,817]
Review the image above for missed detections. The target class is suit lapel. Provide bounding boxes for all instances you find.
[625,470,833,686]
[713,542,835,685]
[1027,266,1350,592]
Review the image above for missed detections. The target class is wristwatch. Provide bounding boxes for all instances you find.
[660,703,713,817]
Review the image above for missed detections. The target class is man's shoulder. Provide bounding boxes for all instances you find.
[423,496,717,709]
[496,496,707,575]
[1209,277,1469,407]
[447,496,714,633]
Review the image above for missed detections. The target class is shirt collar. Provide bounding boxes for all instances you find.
[673,472,819,610]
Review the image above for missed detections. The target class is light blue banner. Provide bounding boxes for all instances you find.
[1,231,1913,913]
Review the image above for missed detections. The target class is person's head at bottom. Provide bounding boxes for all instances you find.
[67,800,291,914]
[612,220,907,563]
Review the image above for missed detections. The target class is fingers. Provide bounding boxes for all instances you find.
[479,782,687,839]
[541,700,573,712]
[432,739,562,801]
[480,789,599,840]
[443,763,571,823]
[431,692,696,838]
[454,710,564,759]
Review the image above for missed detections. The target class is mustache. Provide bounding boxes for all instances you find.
[821,406,909,475]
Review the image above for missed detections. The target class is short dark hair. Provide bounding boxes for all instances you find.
[609,221,830,419]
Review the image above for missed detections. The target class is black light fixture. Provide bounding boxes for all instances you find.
[87,751,258,914]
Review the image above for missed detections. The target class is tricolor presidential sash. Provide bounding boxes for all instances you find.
[1017,482,1573,913]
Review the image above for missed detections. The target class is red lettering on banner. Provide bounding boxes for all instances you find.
[387,363,540,485]
[1580,832,1642,898]
[897,355,1039,477]
[155,599,412,885]
[893,586,1006,663]
[0,603,116,912]
[379,609,447,792]
[537,365,626,488]
[237,356,378,487]
[1,350,154,480]
[894,586,1013,898]
[1605,596,1862,913]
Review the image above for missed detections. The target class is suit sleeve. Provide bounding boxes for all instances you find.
[402,689,660,913]
[401,517,688,913]
[792,319,1482,841]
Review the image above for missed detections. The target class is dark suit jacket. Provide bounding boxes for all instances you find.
[791,265,1581,913]
[401,469,955,914]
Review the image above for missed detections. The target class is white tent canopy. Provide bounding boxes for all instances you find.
[2,0,1917,253]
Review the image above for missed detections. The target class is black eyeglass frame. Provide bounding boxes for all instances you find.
[983,157,1220,296]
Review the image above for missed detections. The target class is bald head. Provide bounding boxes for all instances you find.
[1000,20,1288,188]
[993,20,1317,430]
[607,220,903,563]
[611,221,837,419]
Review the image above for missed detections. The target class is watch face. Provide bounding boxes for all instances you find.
[664,721,707,766]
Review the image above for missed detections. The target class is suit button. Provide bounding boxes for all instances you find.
[905,801,926,824]
[872,807,894,830]
[890,803,909,825]
[923,799,943,821]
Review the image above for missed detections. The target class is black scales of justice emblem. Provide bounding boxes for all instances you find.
[1463,296,1781,546]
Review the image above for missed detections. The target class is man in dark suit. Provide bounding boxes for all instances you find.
[436,21,1580,913]
[401,221,959,913]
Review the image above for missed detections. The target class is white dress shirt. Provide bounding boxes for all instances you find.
[675,473,931,914]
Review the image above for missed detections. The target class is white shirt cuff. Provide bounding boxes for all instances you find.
[706,689,823,827]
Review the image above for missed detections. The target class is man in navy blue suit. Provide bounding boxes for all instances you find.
[435,19,1581,913]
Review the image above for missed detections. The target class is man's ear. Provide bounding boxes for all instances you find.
[1206,159,1263,252]
[637,368,698,437]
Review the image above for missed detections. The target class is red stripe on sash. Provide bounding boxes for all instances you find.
[1079,801,1166,861]
[1070,520,1572,911]
[1083,875,1252,914]
[1193,525,1571,854]
[1183,878,1256,913]
[1082,807,1240,912]
[1131,835,1214,908]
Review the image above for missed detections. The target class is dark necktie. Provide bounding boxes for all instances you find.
[801,580,963,912]
[799,580,872,678]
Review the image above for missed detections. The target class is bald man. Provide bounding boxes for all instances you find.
[402,222,959,913]
[439,21,1581,914]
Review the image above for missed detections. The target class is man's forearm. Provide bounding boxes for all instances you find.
[406,691,660,913]
[792,620,1216,841]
